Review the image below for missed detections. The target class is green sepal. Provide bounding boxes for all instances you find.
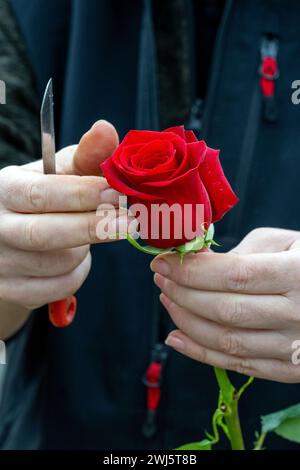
[176,235,205,254]
[126,224,219,260]
[126,234,174,256]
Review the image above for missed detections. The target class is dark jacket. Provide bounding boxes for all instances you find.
[0,0,40,169]
[0,0,300,450]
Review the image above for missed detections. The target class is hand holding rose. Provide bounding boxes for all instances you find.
[151,227,300,383]
[101,123,300,447]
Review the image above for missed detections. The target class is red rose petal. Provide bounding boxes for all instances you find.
[131,168,212,248]
[164,125,186,139]
[184,130,198,143]
[185,141,207,168]
[131,140,176,171]
[121,130,172,146]
[199,147,239,222]
[115,143,178,185]
[114,133,189,183]
[101,157,158,201]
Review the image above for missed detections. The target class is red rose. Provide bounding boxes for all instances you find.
[101,126,238,248]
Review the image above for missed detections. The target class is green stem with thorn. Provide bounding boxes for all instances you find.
[214,368,246,450]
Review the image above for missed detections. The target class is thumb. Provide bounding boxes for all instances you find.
[231,227,300,254]
[56,120,119,176]
[288,239,300,251]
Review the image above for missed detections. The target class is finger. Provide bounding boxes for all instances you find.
[165,330,300,383]
[21,147,77,174]
[0,166,121,213]
[160,293,293,360]
[151,250,296,294]
[289,239,300,251]
[154,273,294,329]
[21,120,119,176]
[57,120,119,176]
[231,228,300,254]
[0,245,90,277]
[0,211,136,251]
[0,251,92,309]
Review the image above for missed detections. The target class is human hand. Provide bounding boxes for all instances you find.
[151,228,300,383]
[0,120,132,313]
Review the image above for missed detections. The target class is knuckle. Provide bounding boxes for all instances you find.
[195,345,208,364]
[23,218,45,250]
[76,183,86,212]
[179,263,193,286]
[87,215,97,243]
[220,329,243,356]
[216,297,245,326]
[166,279,181,304]
[173,307,186,332]
[34,251,48,272]
[225,257,252,292]
[230,358,254,376]
[281,292,300,322]
[25,180,45,212]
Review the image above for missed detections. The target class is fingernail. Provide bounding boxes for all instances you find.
[91,120,104,130]
[165,334,185,351]
[153,273,164,288]
[159,293,170,309]
[150,258,170,276]
[99,188,119,204]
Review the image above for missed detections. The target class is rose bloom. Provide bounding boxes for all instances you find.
[101,126,238,248]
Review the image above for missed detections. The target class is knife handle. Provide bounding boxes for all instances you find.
[48,296,77,328]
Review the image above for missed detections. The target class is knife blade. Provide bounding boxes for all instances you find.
[40,79,77,328]
[41,78,56,175]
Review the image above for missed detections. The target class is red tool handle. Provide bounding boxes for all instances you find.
[48,296,77,328]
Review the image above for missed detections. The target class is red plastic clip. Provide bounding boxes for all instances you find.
[142,344,168,438]
[145,361,162,411]
[259,37,279,121]
[260,56,279,98]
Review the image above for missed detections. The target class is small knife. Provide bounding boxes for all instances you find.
[40,78,77,327]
